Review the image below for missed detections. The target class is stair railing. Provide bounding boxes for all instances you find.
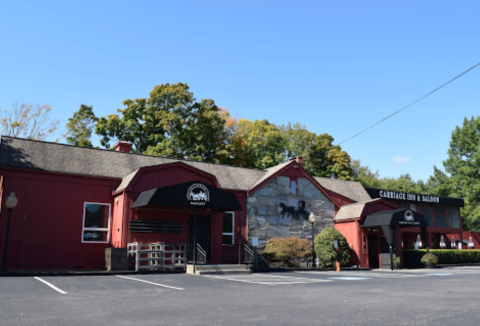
[244,244,254,263]
[196,243,207,264]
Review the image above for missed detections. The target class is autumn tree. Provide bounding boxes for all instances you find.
[229,118,284,169]
[65,104,98,147]
[0,101,59,140]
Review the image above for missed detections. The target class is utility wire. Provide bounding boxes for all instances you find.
[337,61,480,145]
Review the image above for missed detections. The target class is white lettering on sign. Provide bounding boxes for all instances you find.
[379,190,439,203]
[187,183,210,206]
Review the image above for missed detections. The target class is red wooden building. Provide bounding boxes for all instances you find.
[0,136,470,270]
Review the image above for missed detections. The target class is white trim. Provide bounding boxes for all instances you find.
[222,211,235,245]
[81,202,111,244]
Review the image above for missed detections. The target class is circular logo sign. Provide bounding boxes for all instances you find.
[187,183,210,205]
[404,209,414,222]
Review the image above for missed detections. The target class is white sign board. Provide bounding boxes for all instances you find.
[252,237,259,247]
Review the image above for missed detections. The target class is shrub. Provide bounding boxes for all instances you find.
[262,237,312,267]
[421,253,438,266]
[314,227,350,267]
[403,250,480,268]
[394,257,401,269]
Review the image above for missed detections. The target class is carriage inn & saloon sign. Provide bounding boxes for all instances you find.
[363,187,466,206]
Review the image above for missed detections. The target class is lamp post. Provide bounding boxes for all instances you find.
[309,212,316,268]
[2,192,18,272]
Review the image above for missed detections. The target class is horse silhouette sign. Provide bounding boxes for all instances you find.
[279,201,310,220]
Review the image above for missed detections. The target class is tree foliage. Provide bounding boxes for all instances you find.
[314,227,350,267]
[65,83,354,179]
[1,101,59,140]
[65,104,97,147]
[280,122,353,180]
[436,116,480,230]
[95,83,227,162]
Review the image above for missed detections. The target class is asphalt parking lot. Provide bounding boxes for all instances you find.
[2,266,480,326]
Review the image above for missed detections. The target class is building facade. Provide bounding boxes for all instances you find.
[0,136,472,271]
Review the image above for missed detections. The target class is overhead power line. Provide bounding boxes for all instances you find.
[337,61,480,145]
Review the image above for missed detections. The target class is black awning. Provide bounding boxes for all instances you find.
[362,208,428,248]
[362,208,427,229]
[131,180,242,212]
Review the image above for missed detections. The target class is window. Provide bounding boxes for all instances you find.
[447,207,460,228]
[222,211,235,245]
[434,206,447,228]
[418,205,433,227]
[82,202,111,243]
[290,178,298,195]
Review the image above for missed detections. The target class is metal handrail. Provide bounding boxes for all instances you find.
[196,243,207,264]
[244,244,254,263]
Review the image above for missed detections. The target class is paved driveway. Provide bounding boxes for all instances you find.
[1,266,480,326]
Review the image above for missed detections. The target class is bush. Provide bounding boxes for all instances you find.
[421,253,438,266]
[314,227,350,267]
[403,250,480,268]
[262,237,312,267]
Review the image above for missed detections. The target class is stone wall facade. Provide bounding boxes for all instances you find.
[247,176,335,251]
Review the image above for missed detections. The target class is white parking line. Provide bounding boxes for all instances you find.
[116,275,184,290]
[33,277,67,294]
[201,274,331,285]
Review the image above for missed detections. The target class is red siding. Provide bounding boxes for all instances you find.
[0,169,116,270]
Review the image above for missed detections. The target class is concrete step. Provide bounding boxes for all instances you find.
[186,264,252,275]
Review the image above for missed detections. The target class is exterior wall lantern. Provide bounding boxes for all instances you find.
[468,236,474,249]
[440,235,446,249]
[451,236,456,249]
[308,212,316,268]
[416,234,423,249]
[2,191,18,272]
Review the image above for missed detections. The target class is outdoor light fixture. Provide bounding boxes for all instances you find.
[2,191,18,272]
[468,236,474,249]
[309,212,316,268]
[451,236,456,249]
[416,234,423,248]
[440,235,446,249]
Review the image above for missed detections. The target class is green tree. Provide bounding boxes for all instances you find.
[95,82,227,161]
[65,104,98,147]
[439,116,480,230]
[350,159,384,188]
[314,227,350,267]
[279,123,353,180]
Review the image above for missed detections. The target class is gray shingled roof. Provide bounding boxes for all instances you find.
[334,199,384,221]
[0,136,265,191]
[315,177,371,202]
[0,136,375,202]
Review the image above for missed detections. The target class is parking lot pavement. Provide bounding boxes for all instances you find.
[1,266,480,326]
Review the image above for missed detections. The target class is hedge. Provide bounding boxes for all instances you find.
[403,250,480,268]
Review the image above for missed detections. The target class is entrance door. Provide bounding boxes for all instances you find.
[379,236,393,269]
[367,235,379,268]
[188,215,211,262]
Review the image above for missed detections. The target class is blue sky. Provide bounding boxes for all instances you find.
[1,1,479,182]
